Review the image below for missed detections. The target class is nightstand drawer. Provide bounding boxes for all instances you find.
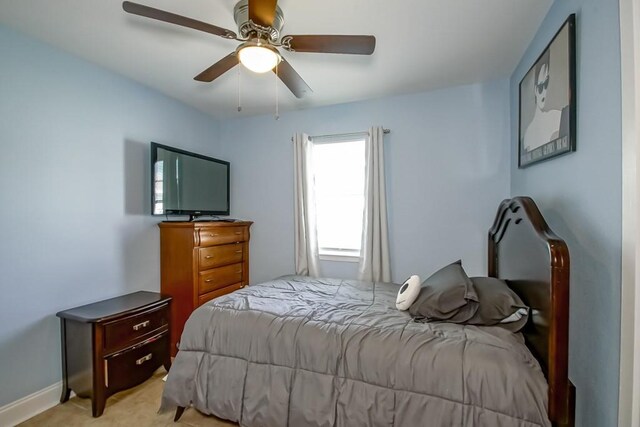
[199,227,246,247]
[199,263,243,294]
[199,243,243,270]
[103,304,169,353]
[105,332,167,395]
[198,283,243,305]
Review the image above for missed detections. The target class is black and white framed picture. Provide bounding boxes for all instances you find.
[519,14,576,168]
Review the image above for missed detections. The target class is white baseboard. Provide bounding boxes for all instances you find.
[0,382,74,427]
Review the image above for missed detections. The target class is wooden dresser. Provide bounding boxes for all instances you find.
[159,221,252,355]
[57,291,171,417]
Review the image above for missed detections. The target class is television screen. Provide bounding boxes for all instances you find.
[151,142,230,216]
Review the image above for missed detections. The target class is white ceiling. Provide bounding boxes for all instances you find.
[0,0,552,118]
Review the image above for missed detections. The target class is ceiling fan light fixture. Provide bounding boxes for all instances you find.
[238,42,281,73]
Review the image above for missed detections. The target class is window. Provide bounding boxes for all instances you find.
[311,135,366,260]
[153,160,164,215]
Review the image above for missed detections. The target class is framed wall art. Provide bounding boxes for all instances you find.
[519,14,576,168]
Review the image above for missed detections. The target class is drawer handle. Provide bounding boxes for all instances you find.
[136,353,153,365]
[205,255,214,259]
[235,232,242,235]
[205,279,213,283]
[235,250,242,254]
[236,270,242,274]
[132,320,150,331]
[209,233,218,237]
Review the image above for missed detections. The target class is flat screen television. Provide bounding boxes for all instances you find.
[151,142,230,218]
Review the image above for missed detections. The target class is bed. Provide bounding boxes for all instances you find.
[161,197,575,427]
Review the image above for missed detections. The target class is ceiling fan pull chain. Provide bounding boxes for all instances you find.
[275,62,279,121]
[237,64,242,113]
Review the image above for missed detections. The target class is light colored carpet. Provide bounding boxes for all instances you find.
[19,368,238,427]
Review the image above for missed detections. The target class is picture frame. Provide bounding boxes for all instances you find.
[518,14,576,168]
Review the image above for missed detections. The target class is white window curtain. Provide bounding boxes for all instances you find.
[293,133,321,277]
[358,126,391,282]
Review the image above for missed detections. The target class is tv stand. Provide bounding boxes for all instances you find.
[158,220,253,355]
[187,215,238,222]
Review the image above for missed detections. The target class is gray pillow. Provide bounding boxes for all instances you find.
[466,276,529,332]
[409,261,479,322]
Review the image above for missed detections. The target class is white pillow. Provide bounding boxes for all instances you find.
[500,307,529,323]
[396,275,421,310]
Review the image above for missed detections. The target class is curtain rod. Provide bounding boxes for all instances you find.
[291,128,391,142]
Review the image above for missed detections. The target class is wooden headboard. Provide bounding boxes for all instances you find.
[488,197,575,427]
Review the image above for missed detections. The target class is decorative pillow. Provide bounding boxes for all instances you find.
[466,276,529,332]
[396,275,421,310]
[408,261,479,322]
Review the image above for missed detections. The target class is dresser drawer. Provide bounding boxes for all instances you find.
[198,283,243,305]
[199,227,247,247]
[105,332,167,395]
[199,243,243,270]
[199,263,243,294]
[103,304,169,354]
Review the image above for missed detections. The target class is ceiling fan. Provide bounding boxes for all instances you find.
[122,0,376,98]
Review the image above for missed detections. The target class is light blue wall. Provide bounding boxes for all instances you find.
[220,80,511,285]
[0,25,221,406]
[509,2,621,426]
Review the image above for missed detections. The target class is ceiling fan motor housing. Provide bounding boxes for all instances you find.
[234,0,284,42]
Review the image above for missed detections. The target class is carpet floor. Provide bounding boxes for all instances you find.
[19,368,238,427]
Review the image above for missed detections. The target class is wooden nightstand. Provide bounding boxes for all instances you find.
[57,291,172,417]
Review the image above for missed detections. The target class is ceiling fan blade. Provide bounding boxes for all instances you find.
[273,57,312,98]
[248,0,277,27]
[122,1,238,40]
[282,35,376,55]
[194,53,239,82]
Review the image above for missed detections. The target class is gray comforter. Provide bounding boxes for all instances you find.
[161,275,550,427]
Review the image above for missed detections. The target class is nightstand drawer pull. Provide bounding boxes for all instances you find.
[132,320,150,331]
[135,353,153,365]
